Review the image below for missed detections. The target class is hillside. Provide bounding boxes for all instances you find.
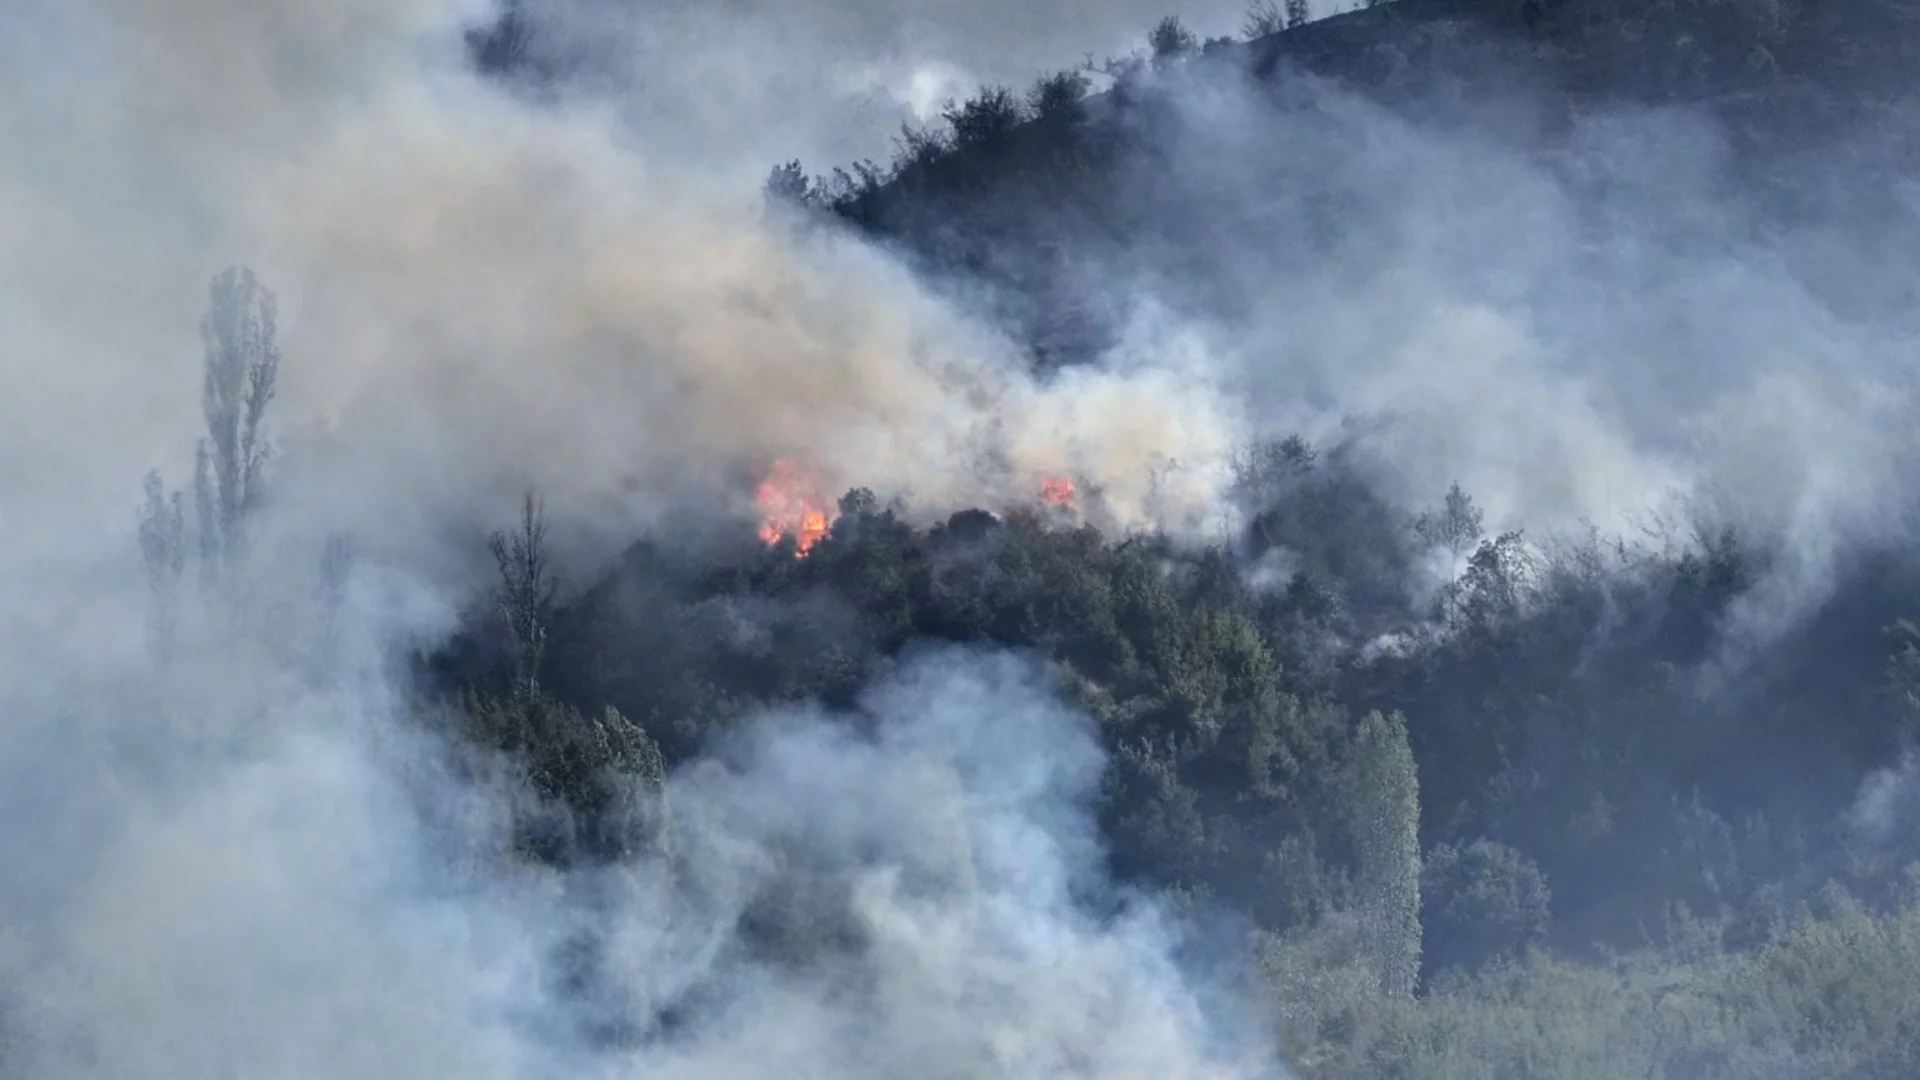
[416,3,1920,1076]
[11,2,1920,1080]
[774,0,1920,367]
[480,3,1920,1073]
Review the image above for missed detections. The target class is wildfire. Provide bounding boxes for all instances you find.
[755,458,835,557]
[1040,475,1078,509]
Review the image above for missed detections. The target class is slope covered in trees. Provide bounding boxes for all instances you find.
[433,2,1920,1074]
[25,1,1920,1078]
[399,440,1920,1076]
[753,0,1919,368]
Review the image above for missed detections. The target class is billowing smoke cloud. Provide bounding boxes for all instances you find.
[0,0,1250,638]
[1,638,1278,1079]
[1002,45,1920,657]
[1115,68,1918,531]
[0,0,1273,1075]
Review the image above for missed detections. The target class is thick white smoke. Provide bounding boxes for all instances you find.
[1126,68,1920,537]
[6,0,1917,1071]
[1,645,1280,1080]
[1065,49,1920,656]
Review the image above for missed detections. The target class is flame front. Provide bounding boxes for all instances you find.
[1040,476,1078,508]
[755,458,835,557]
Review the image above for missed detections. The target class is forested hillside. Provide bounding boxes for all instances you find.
[8,0,1920,1078]
[432,1,1920,1074]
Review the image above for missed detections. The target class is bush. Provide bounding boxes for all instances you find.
[455,693,668,865]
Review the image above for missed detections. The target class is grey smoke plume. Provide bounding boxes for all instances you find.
[1032,50,1920,656]
[5,0,1919,1070]
[0,0,1248,630]
[1130,73,1918,529]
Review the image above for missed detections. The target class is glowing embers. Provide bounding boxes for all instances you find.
[755,458,835,557]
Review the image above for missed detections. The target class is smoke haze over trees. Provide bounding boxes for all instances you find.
[5,0,1920,1078]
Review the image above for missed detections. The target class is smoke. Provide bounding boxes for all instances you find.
[975,43,1920,658]
[1,0,1253,623]
[493,0,1273,168]
[0,0,1280,1075]
[6,0,1920,1071]
[1140,74,1910,528]
[1,639,1278,1079]
[1850,750,1920,850]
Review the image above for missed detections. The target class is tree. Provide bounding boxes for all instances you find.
[763,160,814,209]
[1029,70,1091,125]
[1149,16,1198,62]
[1883,619,1920,746]
[1243,0,1286,37]
[194,266,281,587]
[1417,482,1486,628]
[1234,434,1318,512]
[460,695,669,864]
[1415,482,1484,564]
[465,0,536,76]
[136,470,186,658]
[944,85,1025,148]
[1347,710,1421,997]
[892,122,951,177]
[1287,0,1311,27]
[1458,531,1536,631]
[135,266,280,638]
[491,491,556,701]
[314,532,355,677]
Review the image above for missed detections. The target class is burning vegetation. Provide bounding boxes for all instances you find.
[755,465,1077,557]
[1040,475,1077,509]
[755,458,835,557]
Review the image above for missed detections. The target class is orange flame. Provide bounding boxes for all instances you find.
[1040,475,1078,508]
[755,459,835,557]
